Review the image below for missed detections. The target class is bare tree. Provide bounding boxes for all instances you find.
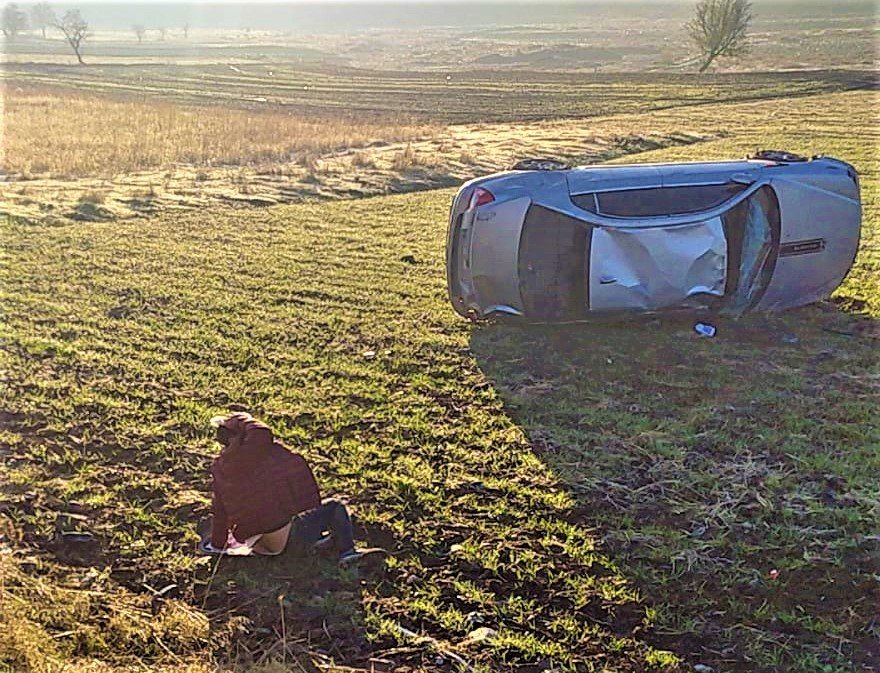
[686,0,752,73]
[30,2,55,39]
[2,3,29,41]
[182,22,189,39]
[132,24,146,43]
[54,9,88,65]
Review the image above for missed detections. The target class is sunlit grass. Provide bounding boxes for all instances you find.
[3,85,434,177]
[0,87,877,672]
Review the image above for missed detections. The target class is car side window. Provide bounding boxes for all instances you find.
[573,183,747,218]
[570,193,598,213]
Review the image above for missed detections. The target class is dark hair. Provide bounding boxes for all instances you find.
[215,425,232,446]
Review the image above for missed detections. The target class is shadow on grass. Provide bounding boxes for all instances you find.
[193,519,396,669]
[468,305,880,672]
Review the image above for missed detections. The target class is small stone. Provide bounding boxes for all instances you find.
[462,626,497,645]
[690,525,707,538]
[464,611,484,626]
[70,201,114,222]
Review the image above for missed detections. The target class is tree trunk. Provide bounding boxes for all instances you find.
[75,48,84,65]
[41,27,46,38]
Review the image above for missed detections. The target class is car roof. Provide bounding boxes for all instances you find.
[565,159,771,194]
[571,159,769,175]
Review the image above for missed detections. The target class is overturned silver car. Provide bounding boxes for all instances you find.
[446,152,861,321]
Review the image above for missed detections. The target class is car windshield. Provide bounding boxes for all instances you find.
[722,185,781,315]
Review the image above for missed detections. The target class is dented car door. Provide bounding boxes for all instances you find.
[589,217,728,311]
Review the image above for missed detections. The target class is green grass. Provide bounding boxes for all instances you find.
[0,89,878,672]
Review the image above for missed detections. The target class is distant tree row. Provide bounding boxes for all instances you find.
[4,0,751,73]
[1,2,195,66]
[1,3,29,40]
[2,3,88,64]
[2,2,57,40]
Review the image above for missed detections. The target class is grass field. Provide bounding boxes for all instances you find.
[5,65,873,125]
[2,71,876,226]
[1,84,878,673]
[3,84,433,177]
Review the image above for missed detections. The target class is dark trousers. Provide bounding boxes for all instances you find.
[288,498,354,555]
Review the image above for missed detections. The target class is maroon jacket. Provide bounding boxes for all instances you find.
[210,414,321,548]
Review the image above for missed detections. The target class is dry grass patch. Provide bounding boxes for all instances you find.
[3,89,875,228]
[3,85,436,178]
[390,144,442,172]
[77,189,107,205]
[0,547,363,672]
[350,151,377,169]
[0,548,212,670]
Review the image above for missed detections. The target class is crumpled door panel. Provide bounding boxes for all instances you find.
[589,217,727,311]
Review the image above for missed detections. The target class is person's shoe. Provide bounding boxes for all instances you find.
[338,547,386,566]
[311,534,334,551]
[197,538,227,555]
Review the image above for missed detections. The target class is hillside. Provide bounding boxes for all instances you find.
[1,86,878,672]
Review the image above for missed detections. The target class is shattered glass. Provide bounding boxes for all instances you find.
[724,195,774,315]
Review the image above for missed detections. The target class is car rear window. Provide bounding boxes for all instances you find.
[572,183,747,218]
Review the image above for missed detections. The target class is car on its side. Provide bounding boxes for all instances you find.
[446,152,861,322]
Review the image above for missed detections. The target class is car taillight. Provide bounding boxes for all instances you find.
[469,187,495,209]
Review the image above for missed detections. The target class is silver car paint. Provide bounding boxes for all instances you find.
[755,176,861,311]
[657,160,765,188]
[447,157,860,319]
[590,216,727,311]
[566,164,663,194]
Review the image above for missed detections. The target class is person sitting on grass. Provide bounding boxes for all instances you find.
[198,412,384,565]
